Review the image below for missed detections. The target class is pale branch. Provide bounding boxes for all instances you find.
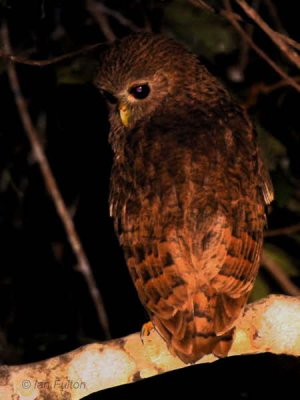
[0,295,300,399]
[235,0,300,70]
[1,23,111,339]
[261,251,300,296]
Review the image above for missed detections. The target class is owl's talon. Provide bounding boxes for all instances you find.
[140,321,154,344]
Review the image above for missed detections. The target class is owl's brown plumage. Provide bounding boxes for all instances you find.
[95,33,273,363]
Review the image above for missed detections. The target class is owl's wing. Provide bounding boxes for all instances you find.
[111,114,273,363]
[210,148,273,334]
[209,200,265,335]
[117,178,242,361]
[142,162,269,362]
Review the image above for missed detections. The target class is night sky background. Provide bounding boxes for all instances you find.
[0,0,300,398]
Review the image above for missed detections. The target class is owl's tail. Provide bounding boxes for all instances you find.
[152,289,247,364]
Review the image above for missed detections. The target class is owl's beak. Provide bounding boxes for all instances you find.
[118,103,131,127]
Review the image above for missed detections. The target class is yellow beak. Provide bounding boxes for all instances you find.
[119,103,131,127]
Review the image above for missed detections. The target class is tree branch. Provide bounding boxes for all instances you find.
[261,251,300,296]
[0,43,103,67]
[221,0,300,92]
[92,2,141,32]
[265,223,300,237]
[187,0,215,12]
[86,0,116,42]
[243,78,300,108]
[1,22,111,339]
[235,0,300,70]
[0,295,299,399]
[263,0,286,34]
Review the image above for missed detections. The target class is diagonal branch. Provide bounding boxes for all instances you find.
[261,250,300,296]
[235,0,300,70]
[221,0,300,92]
[93,2,141,32]
[1,22,111,339]
[263,0,286,34]
[186,0,300,92]
[86,0,116,42]
[187,0,215,12]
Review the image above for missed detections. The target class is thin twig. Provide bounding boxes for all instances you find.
[187,0,215,12]
[236,0,300,70]
[221,0,300,92]
[264,223,300,238]
[0,43,103,67]
[95,2,141,32]
[261,250,300,296]
[1,22,111,339]
[263,0,286,34]
[86,0,116,42]
[244,77,300,108]
[187,0,300,92]
[230,0,260,82]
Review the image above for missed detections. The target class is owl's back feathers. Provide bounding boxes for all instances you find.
[98,33,273,364]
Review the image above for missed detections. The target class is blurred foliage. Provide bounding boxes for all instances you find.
[56,57,99,85]
[164,0,239,60]
[264,243,299,276]
[250,273,272,301]
[0,0,299,381]
[251,243,299,301]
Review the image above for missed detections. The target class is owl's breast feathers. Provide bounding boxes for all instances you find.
[110,103,273,364]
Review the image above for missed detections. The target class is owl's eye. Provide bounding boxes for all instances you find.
[129,84,150,100]
[101,90,117,104]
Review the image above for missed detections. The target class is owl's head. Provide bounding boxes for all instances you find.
[94,33,205,130]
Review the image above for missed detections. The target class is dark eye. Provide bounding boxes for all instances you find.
[101,90,117,104]
[129,84,150,100]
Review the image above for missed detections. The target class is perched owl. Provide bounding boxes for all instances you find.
[95,33,273,364]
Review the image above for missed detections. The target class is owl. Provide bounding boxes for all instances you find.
[95,33,273,364]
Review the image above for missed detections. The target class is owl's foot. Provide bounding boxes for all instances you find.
[140,321,155,344]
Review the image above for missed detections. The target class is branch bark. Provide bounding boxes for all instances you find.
[0,295,299,399]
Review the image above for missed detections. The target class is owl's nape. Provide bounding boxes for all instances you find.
[96,33,273,364]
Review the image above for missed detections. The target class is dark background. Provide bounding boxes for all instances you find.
[0,0,300,398]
